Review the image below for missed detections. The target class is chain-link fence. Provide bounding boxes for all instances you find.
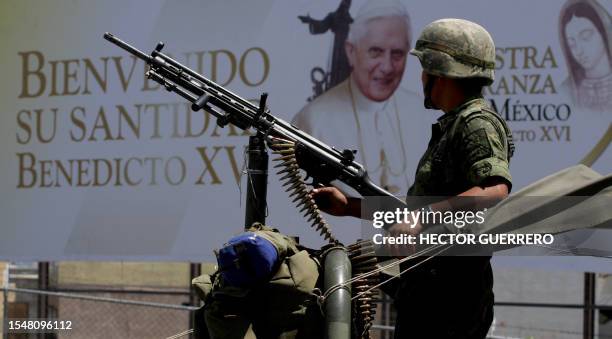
[370,303,612,339]
[2,287,197,339]
[1,287,395,339]
[3,281,612,338]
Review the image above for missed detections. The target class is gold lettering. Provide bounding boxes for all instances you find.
[93,159,112,186]
[529,74,542,94]
[124,157,142,186]
[195,146,222,184]
[19,51,45,98]
[496,77,509,95]
[508,47,521,69]
[112,55,138,92]
[17,152,36,188]
[165,156,186,185]
[524,47,538,69]
[116,104,141,140]
[62,59,80,95]
[210,49,237,86]
[542,47,558,69]
[114,158,122,186]
[16,110,32,144]
[55,159,73,187]
[40,160,53,188]
[144,103,168,139]
[512,75,527,95]
[77,159,91,186]
[49,60,60,96]
[70,106,87,142]
[83,57,109,94]
[184,105,208,138]
[542,74,556,94]
[88,106,113,141]
[35,108,58,143]
[143,157,163,185]
[239,47,269,87]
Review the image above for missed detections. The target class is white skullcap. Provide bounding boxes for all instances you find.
[354,0,409,22]
[347,0,411,44]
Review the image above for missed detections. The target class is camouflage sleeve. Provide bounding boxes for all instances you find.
[458,115,512,188]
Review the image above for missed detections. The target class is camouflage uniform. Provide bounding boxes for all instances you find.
[408,97,513,196]
[393,19,514,339]
[396,97,513,339]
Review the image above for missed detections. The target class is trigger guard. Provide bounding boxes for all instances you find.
[303,175,315,186]
[303,175,325,188]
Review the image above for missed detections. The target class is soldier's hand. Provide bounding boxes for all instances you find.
[311,187,349,216]
[387,221,423,257]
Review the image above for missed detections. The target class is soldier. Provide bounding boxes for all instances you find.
[312,18,514,338]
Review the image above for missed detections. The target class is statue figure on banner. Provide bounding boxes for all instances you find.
[299,0,353,99]
[293,0,429,196]
[559,0,612,112]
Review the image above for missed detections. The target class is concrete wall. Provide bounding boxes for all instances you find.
[56,262,191,288]
[56,262,217,288]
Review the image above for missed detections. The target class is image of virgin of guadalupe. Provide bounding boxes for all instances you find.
[559,0,611,112]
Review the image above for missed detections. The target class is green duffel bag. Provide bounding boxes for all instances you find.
[193,224,324,339]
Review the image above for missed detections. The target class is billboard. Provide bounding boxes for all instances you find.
[0,0,610,261]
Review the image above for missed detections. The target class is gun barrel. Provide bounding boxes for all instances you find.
[104,32,151,62]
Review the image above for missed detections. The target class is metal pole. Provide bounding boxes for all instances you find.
[583,272,596,339]
[38,262,49,339]
[38,262,49,316]
[384,293,391,339]
[244,133,268,229]
[3,288,8,338]
[189,263,201,339]
[323,247,351,339]
[189,263,202,306]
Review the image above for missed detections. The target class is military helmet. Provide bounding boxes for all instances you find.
[410,18,496,84]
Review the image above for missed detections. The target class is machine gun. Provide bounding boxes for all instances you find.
[103,33,405,241]
[104,33,397,338]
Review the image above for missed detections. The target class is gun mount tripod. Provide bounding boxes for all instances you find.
[243,107,378,339]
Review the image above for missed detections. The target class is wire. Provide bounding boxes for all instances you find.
[328,241,612,305]
[492,323,612,338]
[321,243,448,302]
[165,329,194,339]
[352,244,452,301]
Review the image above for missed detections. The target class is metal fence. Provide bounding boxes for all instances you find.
[3,285,612,338]
[2,287,197,339]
